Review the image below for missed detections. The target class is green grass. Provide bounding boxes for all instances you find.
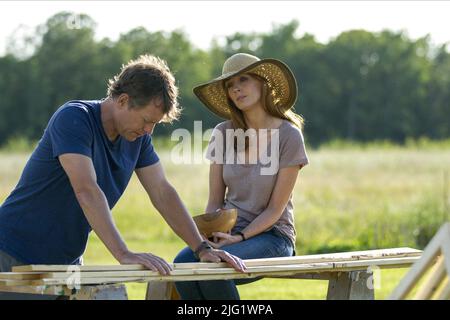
[1,143,449,299]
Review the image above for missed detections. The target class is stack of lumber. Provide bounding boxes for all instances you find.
[0,247,421,287]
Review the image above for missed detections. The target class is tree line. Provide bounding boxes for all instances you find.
[0,12,449,147]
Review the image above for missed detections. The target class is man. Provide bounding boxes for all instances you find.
[0,54,246,278]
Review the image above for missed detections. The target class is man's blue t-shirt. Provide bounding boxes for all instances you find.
[0,100,159,265]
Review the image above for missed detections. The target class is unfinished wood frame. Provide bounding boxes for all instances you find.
[11,247,421,273]
[1,256,420,287]
[0,247,422,300]
[389,223,450,300]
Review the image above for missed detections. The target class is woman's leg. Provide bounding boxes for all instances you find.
[173,229,293,300]
[173,246,240,300]
[222,230,294,286]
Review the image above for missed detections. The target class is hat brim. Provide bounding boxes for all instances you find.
[193,59,298,119]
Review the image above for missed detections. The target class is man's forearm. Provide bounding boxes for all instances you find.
[75,185,129,261]
[151,183,203,250]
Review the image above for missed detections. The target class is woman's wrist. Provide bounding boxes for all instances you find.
[234,231,246,241]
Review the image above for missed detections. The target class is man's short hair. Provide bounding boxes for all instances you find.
[107,54,181,123]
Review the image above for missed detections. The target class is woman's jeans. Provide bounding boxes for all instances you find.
[173,228,294,300]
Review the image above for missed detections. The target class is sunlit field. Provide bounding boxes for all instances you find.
[1,142,449,299]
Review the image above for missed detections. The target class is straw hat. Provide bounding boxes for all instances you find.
[193,53,298,119]
[193,208,238,238]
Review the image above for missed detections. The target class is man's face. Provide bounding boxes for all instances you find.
[116,97,165,142]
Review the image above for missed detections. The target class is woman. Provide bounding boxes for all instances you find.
[174,53,309,299]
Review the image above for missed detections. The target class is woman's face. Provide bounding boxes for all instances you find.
[225,73,263,112]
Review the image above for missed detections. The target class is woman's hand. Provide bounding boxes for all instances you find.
[208,232,243,248]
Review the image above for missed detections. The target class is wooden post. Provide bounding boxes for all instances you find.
[327,271,375,300]
[146,281,179,300]
[70,284,128,300]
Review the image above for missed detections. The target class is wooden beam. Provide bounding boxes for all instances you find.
[0,279,35,286]
[0,284,71,296]
[12,247,421,273]
[434,277,450,300]
[389,223,450,299]
[327,271,375,300]
[0,272,42,280]
[3,257,419,287]
[145,282,177,300]
[413,255,446,300]
[69,285,128,300]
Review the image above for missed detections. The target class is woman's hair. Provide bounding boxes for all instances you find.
[224,73,304,131]
[107,54,181,123]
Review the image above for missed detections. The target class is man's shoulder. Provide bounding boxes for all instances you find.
[56,100,99,116]
[50,100,100,125]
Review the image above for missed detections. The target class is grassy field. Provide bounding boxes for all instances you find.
[0,142,449,299]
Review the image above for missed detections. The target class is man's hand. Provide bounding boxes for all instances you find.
[209,232,243,248]
[118,250,173,275]
[198,249,247,273]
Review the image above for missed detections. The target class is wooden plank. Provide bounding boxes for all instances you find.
[41,270,180,279]
[1,256,420,289]
[145,282,176,300]
[4,257,418,286]
[0,279,33,286]
[5,255,420,283]
[12,247,421,273]
[5,256,420,280]
[413,255,446,300]
[0,284,71,296]
[0,272,42,280]
[39,256,419,278]
[70,285,128,300]
[327,271,374,300]
[242,247,421,266]
[434,277,450,300]
[389,223,450,299]
[440,232,450,277]
[30,277,153,286]
[12,264,149,272]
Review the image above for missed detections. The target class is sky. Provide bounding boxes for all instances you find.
[1,0,449,56]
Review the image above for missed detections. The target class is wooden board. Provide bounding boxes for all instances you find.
[0,272,42,280]
[0,284,71,296]
[0,279,33,286]
[12,247,421,273]
[389,223,450,300]
[413,255,446,299]
[2,256,420,286]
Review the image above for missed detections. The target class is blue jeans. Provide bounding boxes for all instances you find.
[173,228,294,300]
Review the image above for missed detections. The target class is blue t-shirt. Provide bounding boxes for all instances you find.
[0,100,159,265]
